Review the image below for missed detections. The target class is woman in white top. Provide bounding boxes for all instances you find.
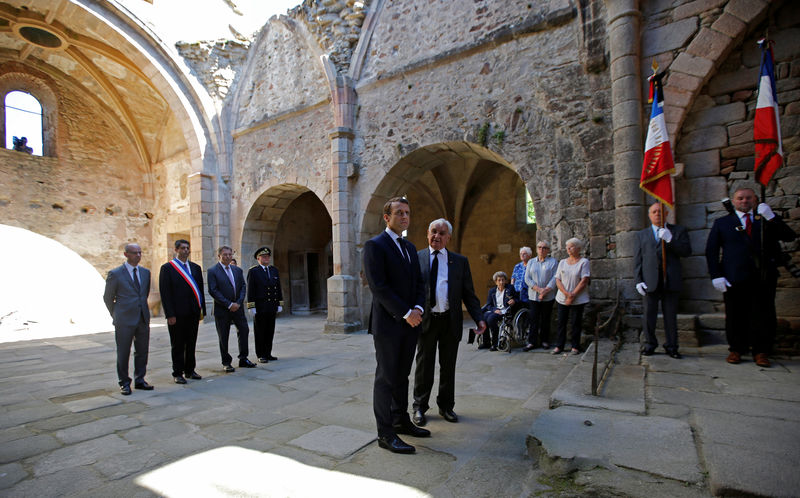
[553,238,590,355]
[523,241,557,351]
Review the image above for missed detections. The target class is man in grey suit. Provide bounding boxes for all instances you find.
[633,203,691,358]
[412,219,486,426]
[103,243,153,395]
[208,246,255,372]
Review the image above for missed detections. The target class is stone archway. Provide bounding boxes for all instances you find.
[241,184,332,314]
[359,141,538,320]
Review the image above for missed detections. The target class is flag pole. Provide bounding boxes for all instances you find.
[660,202,667,283]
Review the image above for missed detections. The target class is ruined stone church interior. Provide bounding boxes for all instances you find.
[0,0,797,346]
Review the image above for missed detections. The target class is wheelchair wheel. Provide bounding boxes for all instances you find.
[513,308,530,345]
[476,331,486,349]
[498,326,512,353]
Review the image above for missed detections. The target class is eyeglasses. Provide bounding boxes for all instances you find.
[537,246,550,250]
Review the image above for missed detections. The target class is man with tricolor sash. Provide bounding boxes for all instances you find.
[159,239,207,384]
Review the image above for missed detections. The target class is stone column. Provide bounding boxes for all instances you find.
[188,171,216,313]
[605,0,644,297]
[325,76,361,333]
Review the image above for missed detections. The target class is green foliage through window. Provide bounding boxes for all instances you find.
[525,189,536,224]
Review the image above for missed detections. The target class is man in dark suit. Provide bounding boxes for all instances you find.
[634,202,691,358]
[706,187,796,367]
[412,219,485,426]
[246,246,283,363]
[363,197,429,454]
[159,239,206,384]
[103,243,153,395]
[208,246,255,372]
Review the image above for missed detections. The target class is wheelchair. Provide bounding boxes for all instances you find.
[476,304,530,352]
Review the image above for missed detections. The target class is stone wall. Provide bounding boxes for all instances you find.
[0,73,153,275]
[673,5,800,325]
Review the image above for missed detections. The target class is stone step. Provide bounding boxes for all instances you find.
[550,340,645,415]
[527,406,703,483]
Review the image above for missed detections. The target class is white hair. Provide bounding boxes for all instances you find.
[428,218,453,234]
[520,246,533,257]
[565,238,583,250]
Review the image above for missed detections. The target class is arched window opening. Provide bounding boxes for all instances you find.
[5,90,43,156]
[525,189,536,224]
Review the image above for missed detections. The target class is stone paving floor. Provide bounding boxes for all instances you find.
[0,315,579,497]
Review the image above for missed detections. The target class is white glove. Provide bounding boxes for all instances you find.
[712,277,731,293]
[248,308,256,316]
[277,306,283,313]
[757,203,775,220]
[635,282,648,296]
[657,227,673,243]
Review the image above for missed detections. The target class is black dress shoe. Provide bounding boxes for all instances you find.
[642,349,655,356]
[522,344,535,352]
[239,359,257,368]
[186,372,202,380]
[267,355,278,361]
[412,410,427,427]
[489,346,498,352]
[377,435,415,454]
[174,376,187,384]
[478,343,490,350]
[223,365,235,373]
[258,357,269,363]
[120,384,132,395]
[134,381,154,390]
[439,408,458,423]
[394,422,430,438]
[668,351,682,359]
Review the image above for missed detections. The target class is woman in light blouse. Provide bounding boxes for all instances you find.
[553,238,590,355]
[510,247,532,306]
[523,241,557,351]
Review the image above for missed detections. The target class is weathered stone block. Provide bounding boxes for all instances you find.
[727,120,753,145]
[642,18,698,58]
[735,156,754,172]
[683,102,746,132]
[711,12,747,39]
[613,206,642,233]
[670,52,715,78]
[616,230,637,259]
[725,0,768,24]
[590,211,615,235]
[686,27,732,62]
[676,126,727,154]
[681,149,720,178]
[681,255,709,279]
[708,67,760,96]
[677,203,707,230]
[673,0,726,20]
[688,229,711,257]
[720,143,752,159]
[667,71,703,94]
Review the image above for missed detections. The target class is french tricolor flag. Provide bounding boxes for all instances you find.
[754,39,783,186]
[640,72,675,207]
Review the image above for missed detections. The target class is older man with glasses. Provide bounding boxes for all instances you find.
[523,241,558,351]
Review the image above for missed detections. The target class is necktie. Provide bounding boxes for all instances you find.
[398,238,409,262]
[744,213,752,236]
[430,250,439,305]
[225,265,236,291]
[264,265,271,281]
[133,267,141,292]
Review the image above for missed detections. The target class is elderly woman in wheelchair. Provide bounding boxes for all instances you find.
[480,271,519,351]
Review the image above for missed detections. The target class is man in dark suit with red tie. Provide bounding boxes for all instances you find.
[159,239,206,384]
[363,197,429,454]
[246,246,283,363]
[706,187,796,367]
[208,246,255,372]
[103,243,153,395]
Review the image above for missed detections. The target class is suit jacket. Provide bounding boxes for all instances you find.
[363,231,424,335]
[418,248,483,340]
[159,260,206,318]
[208,262,246,314]
[482,286,518,313]
[246,265,282,313]
[103,264,150,326]
[633,223,691,292]
[706,213,796,284]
